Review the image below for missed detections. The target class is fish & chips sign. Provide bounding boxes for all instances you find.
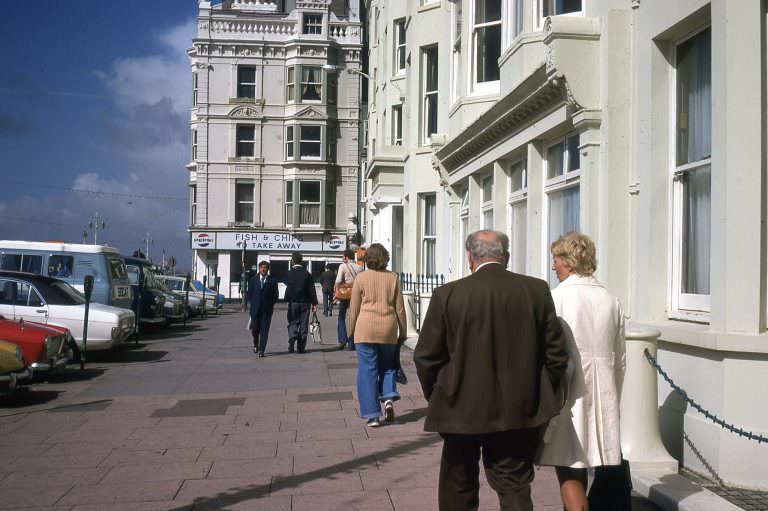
[191,231,344,252]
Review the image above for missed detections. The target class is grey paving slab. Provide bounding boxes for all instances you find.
[98,448,203,467]
[291,490,394,511]
[0,467,106,489]
[0,484,73,509]
[174,476,273,504]
[276,438,354,457]
[197,442,278,461]
[71,503,194,511]
[207,457,294,479]
[100,461,212,484]
[56,480,183,506]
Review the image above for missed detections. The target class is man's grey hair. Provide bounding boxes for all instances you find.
[465,230,509,262]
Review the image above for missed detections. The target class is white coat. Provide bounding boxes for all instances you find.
[536,274,626,468]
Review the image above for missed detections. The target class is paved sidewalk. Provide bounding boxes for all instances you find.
[0,305,659,510]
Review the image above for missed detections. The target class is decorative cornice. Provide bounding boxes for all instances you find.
[436,65,582,174]
[293,106,327,120]
[228,105,263,118]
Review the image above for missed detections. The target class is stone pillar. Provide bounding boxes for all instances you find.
[620,323,678,472]
[402,290,418,337]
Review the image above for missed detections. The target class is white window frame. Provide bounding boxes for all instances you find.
[325,181,336,228]
[394,19,407,75]
[507,158,527,273]
[300,66,323,103]
[326,125,337,163]
[392,104,403,146]
[286,66,296,103]
[669,26,712,317]
[459,187,470,277]
[285,180,294,228]
[190,184,197,226]
[422,46,439,145]
[422,194,437,275]
[234,181,255,224]
[537,0,583,29]
[235,124,255,158]
[471,0,502,95]
[299,124,322,160]
[192,73,198,106]
[299,180,321,227]
[481,174,494,229]
[236,65,257,99]
[543,133,581,283]
[285,125,295,160]
[450,0,463,105]
[503,0,525,49]
[303,13,323,35]
[191,129,197,161]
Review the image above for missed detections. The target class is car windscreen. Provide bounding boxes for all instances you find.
[35,279,86,305]
[164,279,184,291]
[107,256,128,281]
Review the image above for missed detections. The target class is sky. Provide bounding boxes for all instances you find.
[0,1,198,270]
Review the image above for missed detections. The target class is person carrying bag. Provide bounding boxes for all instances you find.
[334,249,361,350]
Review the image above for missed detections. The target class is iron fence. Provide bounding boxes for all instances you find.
[399,273,445,332]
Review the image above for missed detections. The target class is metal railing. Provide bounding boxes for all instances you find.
[399,273,445,332]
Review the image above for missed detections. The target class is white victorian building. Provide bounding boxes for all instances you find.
[187,0,364,296]
[364,0,768,492]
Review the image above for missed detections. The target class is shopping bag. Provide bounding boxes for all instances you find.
[309,311,322,343]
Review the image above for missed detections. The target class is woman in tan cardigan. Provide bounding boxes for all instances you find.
[347,243,407,427]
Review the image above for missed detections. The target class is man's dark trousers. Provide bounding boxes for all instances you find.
[439,428,541,511]
[249,274,278,354]
[252,310,273,353]
[287,302,311,353]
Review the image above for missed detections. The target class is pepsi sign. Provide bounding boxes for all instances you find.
[192,232,215,249]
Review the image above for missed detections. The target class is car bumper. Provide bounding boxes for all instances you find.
[30,353,69,372]
[0,368,33,388]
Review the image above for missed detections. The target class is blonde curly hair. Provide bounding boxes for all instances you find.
[550,232,597,276]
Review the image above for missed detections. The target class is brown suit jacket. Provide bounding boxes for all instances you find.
[414,263,568,434]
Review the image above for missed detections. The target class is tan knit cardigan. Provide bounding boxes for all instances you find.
[347,269,407,344]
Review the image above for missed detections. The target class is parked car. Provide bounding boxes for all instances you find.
[157,276,213,315]
[160,289,186,325]
[0,241,133,310]
[123,257,165,329]
[0,339,27,388]
[0,271,134,350]
[191,280,225,309]
[0,316,70,374]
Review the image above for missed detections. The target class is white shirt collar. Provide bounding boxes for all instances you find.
[474,261,504,272]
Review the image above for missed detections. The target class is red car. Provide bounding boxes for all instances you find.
[0,316,70,380]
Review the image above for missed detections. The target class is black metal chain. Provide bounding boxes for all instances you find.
[643,348,768,444]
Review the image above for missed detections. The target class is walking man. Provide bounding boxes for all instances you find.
[248,261,279,358]
[414,230,568,511]
[283,252,318,354]
[319,264,336,316]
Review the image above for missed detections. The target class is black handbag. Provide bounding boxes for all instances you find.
[587,458,632,511]
[395,341,408,385]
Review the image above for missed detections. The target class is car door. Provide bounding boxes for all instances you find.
[13,282,49,325]
[0,278,16,318]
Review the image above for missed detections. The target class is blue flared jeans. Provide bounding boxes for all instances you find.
[356,342,400,420]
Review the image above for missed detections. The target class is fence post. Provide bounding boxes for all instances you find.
[621,323,678,472]
[401,273,418,337]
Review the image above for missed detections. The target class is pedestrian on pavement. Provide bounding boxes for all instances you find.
[248,260,279,358]
[414,229,568,511]
[335,248,362,350]
[283,252,318,354]
[319,264,336,317]
[536,232,626,511]
[347,243,407,427]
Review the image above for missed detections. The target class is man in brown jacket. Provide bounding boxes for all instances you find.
[414,230,568,511]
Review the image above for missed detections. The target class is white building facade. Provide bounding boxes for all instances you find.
[364,0,768,490]
[188,0,364,297]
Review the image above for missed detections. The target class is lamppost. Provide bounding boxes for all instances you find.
[142,232,154,261]
[84,212,106,245]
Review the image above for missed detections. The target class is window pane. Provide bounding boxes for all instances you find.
[681,165,711,294]
[300,205,320,224]
[285,204,294,225]
[285,181,293,202]
[287,67,295,101]
[22,255,43,274]
[543,0,581,16]
[424,195,437,236]
[237,66,256,98]
[567,134,580,171]
[300,125,321,157]
[426,94,438,137]
[548,186,580,287]
[236,203,253,223]
[236,183,253,202]
[424,239,436,274]
[475,24,501,83]
[301,67,322,101]
[426,48,438,91]
[483,209,494,229]
[510,160,525,192]
[676,28,711,165]
[546,142,564,179]
[300,181,321,202]
[482,176,493,203]
[509,202,527,273]
[1,254,21,271]
[236,125,254,157]
[48,255,74,277]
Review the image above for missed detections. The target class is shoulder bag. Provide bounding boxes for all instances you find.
[334,263,356,301]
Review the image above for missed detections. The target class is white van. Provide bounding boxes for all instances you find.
[0,241,133,310]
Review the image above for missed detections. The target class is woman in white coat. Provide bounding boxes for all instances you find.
[537,232,626,511]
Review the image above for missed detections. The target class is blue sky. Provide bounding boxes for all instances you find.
[0,1,197,269]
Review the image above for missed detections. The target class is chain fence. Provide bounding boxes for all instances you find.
[643,348,767,443]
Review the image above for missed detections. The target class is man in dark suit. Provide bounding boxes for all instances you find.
[319,264,336,316]
[248,260,279,358]
[414,230,568,511]
[283,252,318,354]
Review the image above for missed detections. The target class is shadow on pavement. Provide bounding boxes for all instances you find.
[0,389,62,408]
[86,349,168,364]
[45,367,106,382]
[163,434,441,510]
[395,407,428,424]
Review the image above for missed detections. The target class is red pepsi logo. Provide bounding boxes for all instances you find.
[194,233,212,248]
[327,235,343,250]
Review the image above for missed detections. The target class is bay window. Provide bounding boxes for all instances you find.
[672,27,711,313]
[299,180,321,226]
[287,67,296,102]
[285,126,294,160]
[481,174,494,229]
[299,125,322,159]
[301,66,322,102]
[285,181,294,227]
